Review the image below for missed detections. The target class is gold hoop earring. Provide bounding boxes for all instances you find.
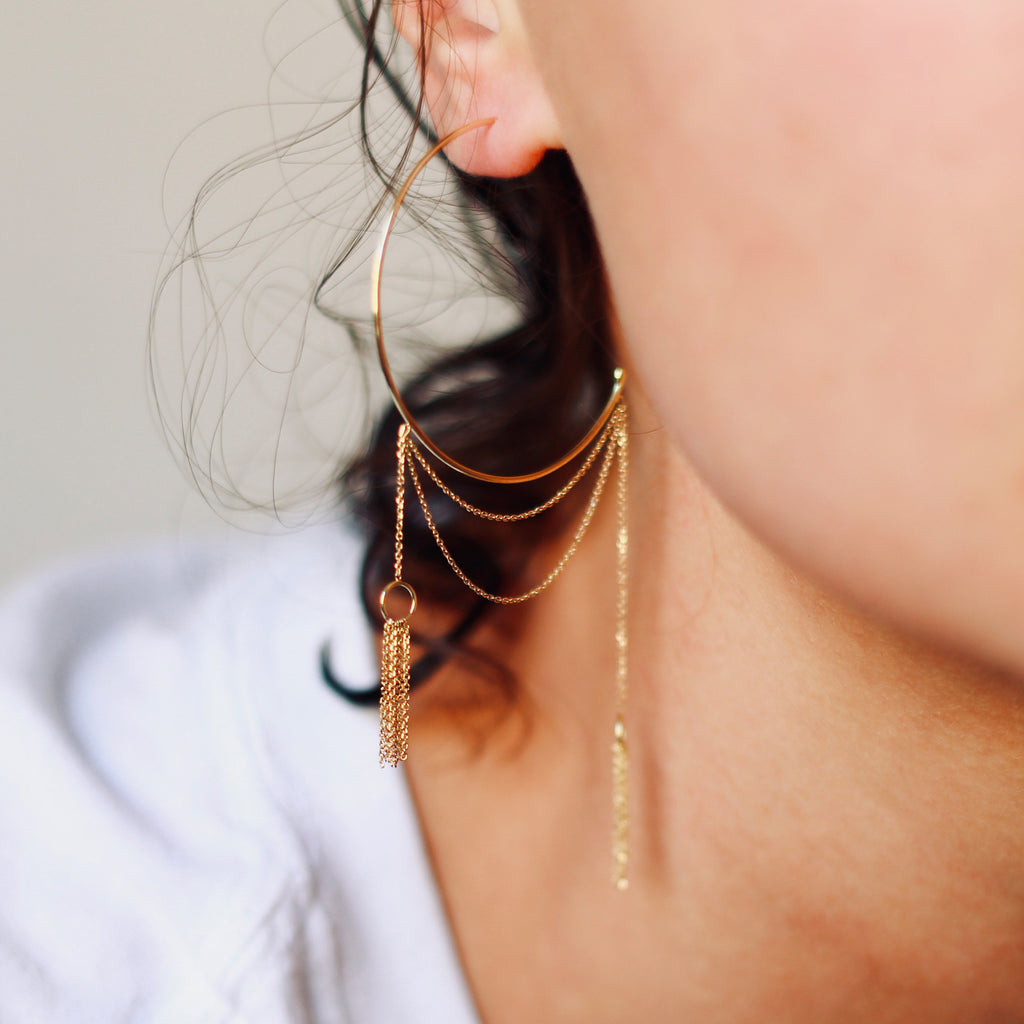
[371,119,626,483]
[372,120,631,890]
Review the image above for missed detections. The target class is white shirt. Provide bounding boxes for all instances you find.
[0,526,480,1023]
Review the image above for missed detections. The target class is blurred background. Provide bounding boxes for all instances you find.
[2,0,512,589]
[1,0,366,587]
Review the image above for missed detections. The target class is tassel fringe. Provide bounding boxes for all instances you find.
[379,617,411,767]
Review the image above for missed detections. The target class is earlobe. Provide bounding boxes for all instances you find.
[391,0,562,177]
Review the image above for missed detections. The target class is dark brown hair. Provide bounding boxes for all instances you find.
[325,0,617,702]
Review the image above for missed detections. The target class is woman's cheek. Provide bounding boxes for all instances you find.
[520,0,1024,667]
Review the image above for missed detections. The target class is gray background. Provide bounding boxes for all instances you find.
[1,0,355,587]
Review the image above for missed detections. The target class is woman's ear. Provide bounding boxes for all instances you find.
[391,0,562,177]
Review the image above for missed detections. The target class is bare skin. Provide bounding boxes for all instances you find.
[520,0,1024,675]
[390,0,1024,1018]
[400,0,1024,675]
[406,387,1024,1023]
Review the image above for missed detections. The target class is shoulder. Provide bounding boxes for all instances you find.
[0,527,386,1022]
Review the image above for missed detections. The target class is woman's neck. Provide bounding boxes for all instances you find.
[407,386,1024,1020]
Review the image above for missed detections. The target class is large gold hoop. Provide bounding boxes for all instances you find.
[370,119,626,485]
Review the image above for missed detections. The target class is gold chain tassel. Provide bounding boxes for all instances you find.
[380,616,411,766]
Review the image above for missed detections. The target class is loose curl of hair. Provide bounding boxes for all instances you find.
[321,0,618,704]
[152,0,616,702]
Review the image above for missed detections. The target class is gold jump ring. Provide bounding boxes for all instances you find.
[379,580,418,623]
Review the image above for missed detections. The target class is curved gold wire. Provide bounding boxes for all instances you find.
[371,118,626,484]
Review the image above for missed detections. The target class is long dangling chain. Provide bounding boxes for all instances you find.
[611,410,630,889]
[379,404,630,888]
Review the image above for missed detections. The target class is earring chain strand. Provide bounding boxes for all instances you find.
[611,409,630,889]
[406,414,617,523]
[405,405,624,606]
[393,424,409,581]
